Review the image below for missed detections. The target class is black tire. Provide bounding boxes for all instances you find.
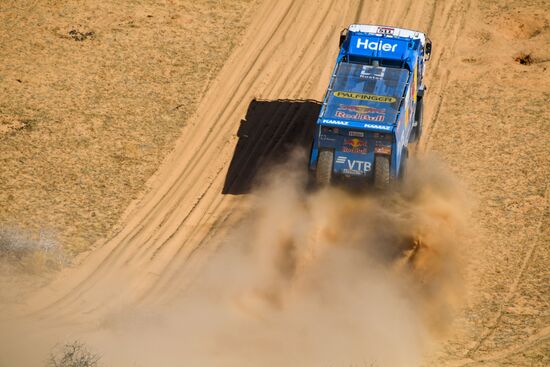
[398,148,409,180]
[374,155,391,190]
[316,149,334,187]
[410,97,423,143]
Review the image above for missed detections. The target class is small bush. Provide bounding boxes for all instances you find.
[47,341,101,367]
[0,226,65,272]
[514,52,533,65]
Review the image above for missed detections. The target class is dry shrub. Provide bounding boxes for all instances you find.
[0,226,65,273]
[47,341,101,367]
[514,52,533,65]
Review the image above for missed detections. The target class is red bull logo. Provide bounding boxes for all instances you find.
[344,138,366,148]
[342,138,368,154]
[335,111,384,122]
[339,104,386,115]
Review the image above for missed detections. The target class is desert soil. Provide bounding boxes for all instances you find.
[0,0,256,255]
[1,0,549,366]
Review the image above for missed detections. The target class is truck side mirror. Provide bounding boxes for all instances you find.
[339,29,348,48]
[425,39,432,61]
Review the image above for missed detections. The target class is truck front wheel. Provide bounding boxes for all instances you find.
[316,149,334,187]
[374,155,390,189]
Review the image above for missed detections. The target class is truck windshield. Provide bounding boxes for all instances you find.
[322,63,409,125]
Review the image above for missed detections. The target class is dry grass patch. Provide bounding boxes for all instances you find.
[0,0,258,255]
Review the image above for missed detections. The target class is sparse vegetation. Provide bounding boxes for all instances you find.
[514,52,533,65]
[47,341,101,367]
[0,0,258,256]
[0,226,65,272]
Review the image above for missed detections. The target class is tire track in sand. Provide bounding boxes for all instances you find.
[464,186,549,360]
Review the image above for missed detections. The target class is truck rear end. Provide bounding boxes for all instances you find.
[313,125,393,179]
[309,63,410,186]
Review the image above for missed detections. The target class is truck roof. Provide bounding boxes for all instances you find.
[316,24,427,132]
[320,63,409,131]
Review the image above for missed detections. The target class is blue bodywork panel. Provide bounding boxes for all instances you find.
[309,26,425,180]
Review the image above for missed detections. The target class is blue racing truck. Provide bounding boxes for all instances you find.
[309,24,432,188]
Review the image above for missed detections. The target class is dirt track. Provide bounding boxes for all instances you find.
[1,0,549,366]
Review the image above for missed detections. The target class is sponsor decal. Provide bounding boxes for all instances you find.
[363,123,393,131]
[342,138,368,154]
[359,65,385,80]
[344,138,365,149]
[413,63,418,103]
[319,134,336,141]
[334,91,396,103]
[402,64,417,130]
[322,119,349,126]
[335,111,384,122]
[348,131,364,137]
[335,156,372,173]
[355,38,399,52]
[377,26,395,35]
[339,104,386,115]
[403,64,418,129]
[343,168,362,175]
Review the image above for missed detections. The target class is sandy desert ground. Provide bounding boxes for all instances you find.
[0,0,549,366]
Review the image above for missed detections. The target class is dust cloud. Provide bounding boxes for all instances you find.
[1,153,470,367]
[84,153,469,367]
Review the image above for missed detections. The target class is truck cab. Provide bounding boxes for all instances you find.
[309,24,432,188]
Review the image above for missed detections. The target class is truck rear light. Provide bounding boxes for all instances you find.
[372,132,391,140]
[321,126,339,134]
[374,146,391,155]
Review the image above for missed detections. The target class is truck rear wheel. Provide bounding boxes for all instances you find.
[316,149,333,187]
[374,155,390,189]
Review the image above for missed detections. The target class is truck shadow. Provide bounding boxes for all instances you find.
[222,99,321,195]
